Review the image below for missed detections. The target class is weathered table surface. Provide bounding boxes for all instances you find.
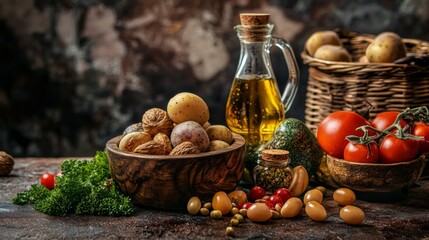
[1,158,428,240]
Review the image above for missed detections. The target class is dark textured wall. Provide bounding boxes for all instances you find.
[1,0,428,157]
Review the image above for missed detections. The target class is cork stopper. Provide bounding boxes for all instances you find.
[239,13,270,26]
[261,149,289,162]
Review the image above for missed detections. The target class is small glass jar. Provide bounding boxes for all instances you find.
[253,149,294,193]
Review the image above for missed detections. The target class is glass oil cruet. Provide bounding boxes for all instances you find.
[226,13,299,147]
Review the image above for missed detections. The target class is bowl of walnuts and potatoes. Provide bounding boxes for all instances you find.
[106,92,246,209]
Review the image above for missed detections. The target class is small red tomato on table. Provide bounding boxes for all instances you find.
[273,188,291,203]
[267,194,284,206]
[240,202,253,210]
[40,173,56,190]
[249,186,266,202]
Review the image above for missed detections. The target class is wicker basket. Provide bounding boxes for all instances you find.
[302,30,429,132]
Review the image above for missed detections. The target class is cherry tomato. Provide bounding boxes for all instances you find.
[264,200,275,210]
[413,122,429,154]
[40,173,56,190]
[240,202,253,210]
[267,194,284,206]
[372,111,407,132]
[317,111,373,158]
[343,141,379,163]
[379,135,419,163]
[228,190,248,206]
[274,188,291,203]
[249,186,266,201]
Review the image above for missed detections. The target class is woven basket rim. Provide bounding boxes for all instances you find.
[301,30,429,68]
[301,51,411,67]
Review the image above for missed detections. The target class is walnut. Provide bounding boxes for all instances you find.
[118,132,152,152]
[153,133,173,154]
[0,151,14,176]
[133,140,166,155]
[169,141,200,155]
[142,108,174,137]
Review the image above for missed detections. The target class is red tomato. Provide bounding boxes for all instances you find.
[240,202,253,210]
[344,142,379,163]
[228,190,248,206]
[317,111,373,158]
[40,173,56,190]
[267,194,284,206]
[249,186,266,201]
[274,188,291,203]
[379,135,419,163]
[413,122,429,154]
[264,201,275,210]
[372,111,407,132]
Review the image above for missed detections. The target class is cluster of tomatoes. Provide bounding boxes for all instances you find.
[249,186,290,208]
[317,110,429,164]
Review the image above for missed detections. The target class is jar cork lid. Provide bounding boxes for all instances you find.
[261,149,289,162]
[239,13,270,27]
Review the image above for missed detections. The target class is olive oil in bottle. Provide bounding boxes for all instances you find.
[225,76,285,146]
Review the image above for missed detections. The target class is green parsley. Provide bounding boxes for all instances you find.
[13,151,135,216]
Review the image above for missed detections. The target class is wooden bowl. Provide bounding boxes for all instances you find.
[105,133,246,209]
[327,155,426,192]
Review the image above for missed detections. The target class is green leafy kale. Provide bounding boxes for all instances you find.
[12,151,135,216]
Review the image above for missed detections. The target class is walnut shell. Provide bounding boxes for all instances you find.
[133,140,166,155]
[169,141,201,155]
[142,108,174,137]
[0,151,14,176]
[153,133,173,154]
[119,132,152,152]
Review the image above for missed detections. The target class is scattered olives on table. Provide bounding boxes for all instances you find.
[187,185,366,237]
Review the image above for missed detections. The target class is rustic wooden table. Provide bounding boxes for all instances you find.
[1,158,428,239]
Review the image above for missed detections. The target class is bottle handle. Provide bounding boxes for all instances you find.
[271,37,300,112]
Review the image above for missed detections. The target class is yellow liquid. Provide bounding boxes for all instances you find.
[226,77,285,146]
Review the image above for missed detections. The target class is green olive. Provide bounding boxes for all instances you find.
[187,196,201,215]
[210,210,223,219]
[231,207,239,215]
[225,227,235,237]
[230,218,239,226]
[203,202,212,209]
[239,209,247,217]
[200,207,210,216]
[233,214,244,223]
